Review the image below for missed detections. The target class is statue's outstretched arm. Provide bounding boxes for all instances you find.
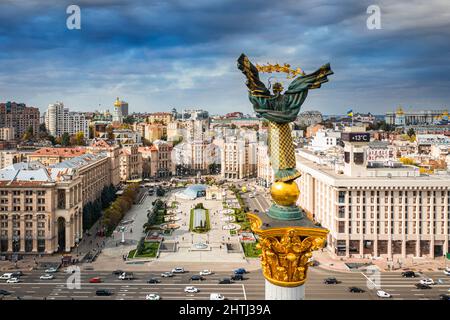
[237,53,271,97]
[285,63,333,94]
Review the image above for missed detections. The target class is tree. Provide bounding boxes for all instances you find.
[88,125,95,139]
[72,132,85,146]
[106,125,114,140]
[22,125,34,141]
[407,128,415,138]
[61,132,71,146]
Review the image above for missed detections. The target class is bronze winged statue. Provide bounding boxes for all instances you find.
[237,53,333,182]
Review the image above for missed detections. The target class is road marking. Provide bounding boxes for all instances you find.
[242,284,247,300]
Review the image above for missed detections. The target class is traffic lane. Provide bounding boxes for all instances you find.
[46,283,248,300]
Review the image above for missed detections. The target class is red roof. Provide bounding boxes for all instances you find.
[31,147,86,157]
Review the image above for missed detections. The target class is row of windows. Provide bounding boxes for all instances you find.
[0,190,46,196]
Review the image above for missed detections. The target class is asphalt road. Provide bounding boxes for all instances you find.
[1,267,449,300]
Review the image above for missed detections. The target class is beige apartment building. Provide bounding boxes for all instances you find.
[86,139,121,187]
[296,130,450,260]
[256,142,274,187]
[28,147,86,166]
[0,127,15,141]
[119,144,143,181]
[220,136,257,180]
[147,112,173,125]
[0,163,83,254]
[51,153,111,205]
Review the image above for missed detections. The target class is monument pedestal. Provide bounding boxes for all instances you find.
[265,280,305,300]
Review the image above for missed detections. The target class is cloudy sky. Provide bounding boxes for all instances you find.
[0,0,449,115]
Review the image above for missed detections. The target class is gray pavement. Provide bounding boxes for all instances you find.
[2,266,449,300]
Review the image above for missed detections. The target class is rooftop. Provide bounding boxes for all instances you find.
[30,147,86,158]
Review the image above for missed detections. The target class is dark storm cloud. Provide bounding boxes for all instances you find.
[0,0,449,114]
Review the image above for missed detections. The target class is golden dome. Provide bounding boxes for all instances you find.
[396,106,404,115]
[114,97,121,107]
[270,180,300,206]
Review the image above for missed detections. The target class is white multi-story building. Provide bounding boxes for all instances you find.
[112,97,129,123]
[310,129,341,152]
[256,141,274,187]
[220,136,257,180]
[296,128,450,260]
[44,102,89,138]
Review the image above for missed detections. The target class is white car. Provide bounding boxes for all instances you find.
[199,270,212,276]
[210,293,225,300]
[0,273,13,280]
[44,267,58,273]
[145,293,160,300]
[444,268,450,276]
[118,272,134,280]
[376,290,391,298]
[6,277,20,283]
[161,272,173,278]
[40,274,54,280]
[184,286,199,293]
[172,267,185,273]
[420,278,434,285]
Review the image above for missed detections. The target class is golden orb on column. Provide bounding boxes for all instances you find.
[270,180,300,206]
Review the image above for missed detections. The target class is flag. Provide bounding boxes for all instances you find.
[347,109,353,117]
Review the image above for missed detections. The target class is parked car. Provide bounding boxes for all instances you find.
[231,274,245,281]
[439,294,450,300]
[89,277,102,283]
[112,270,124,275]
[172,267,185,273]
[376,290,391,298]
[443,268,450,276]
[0,273,13,280]
[348,287,365,293]
[145,293,160,300]
[199,270,212,276]
[419,278,434,285]
[161,272,173,278]
[233,268,247,274]
[147,278,160,284]
[184,286,199,293]
[324,277,339,284]
[39,274,54,280]
[415,283,432,289]
[96,289,112,296]
[0,289,12,296]
[210,293,225,300]
[6,278,20,284]
[219,278,233,284]
[44,267,58,273]
[401,271,417,278]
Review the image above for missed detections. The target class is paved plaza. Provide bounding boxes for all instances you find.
[89,187,258,271]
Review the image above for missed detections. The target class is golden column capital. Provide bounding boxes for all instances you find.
[248,213,328,288]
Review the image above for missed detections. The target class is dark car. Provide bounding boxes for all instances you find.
[11,271,24,277]
[96,289,113,296]
[311,260,320,267]
[324,277,339,284]
[191,275,205,281]
[112,270,124,275]
[219,278,233,284]
[401,271,417,278]
[0,289,12,296]
[231,274,245,281]
[439,294,450,300]
[348,287,365,293]
[233,268,247,275]
[147,278,160,284]
[415,283,432,289]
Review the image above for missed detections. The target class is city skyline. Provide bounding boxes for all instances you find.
[1,0,450,115]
